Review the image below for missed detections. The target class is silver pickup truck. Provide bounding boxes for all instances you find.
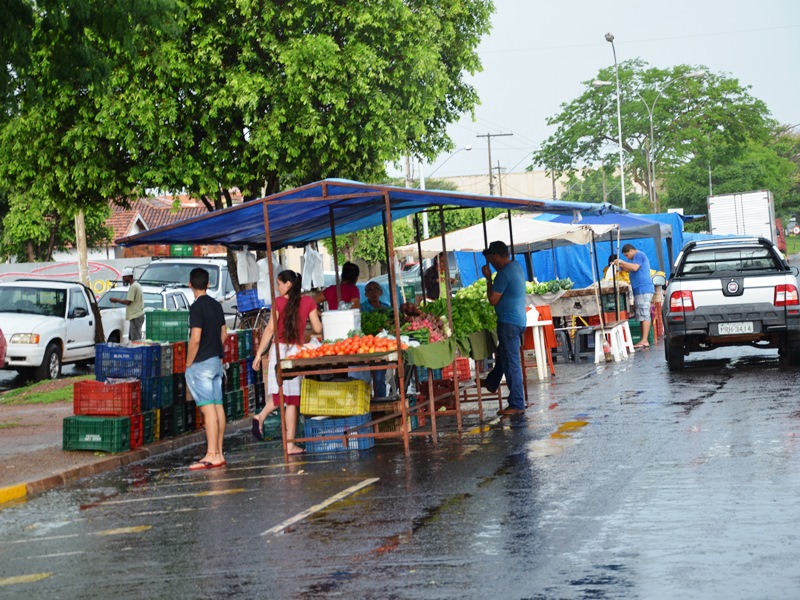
[662,237,800,370]
[0,280,127,380]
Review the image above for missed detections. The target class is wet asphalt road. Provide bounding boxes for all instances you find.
[2,344,800,599]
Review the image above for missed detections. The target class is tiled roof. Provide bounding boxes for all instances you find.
[109,193,243,246]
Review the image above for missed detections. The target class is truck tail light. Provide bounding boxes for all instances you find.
[774,284,799,308]
[669,290,694,316]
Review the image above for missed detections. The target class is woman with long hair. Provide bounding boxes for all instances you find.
[251,270,322,454]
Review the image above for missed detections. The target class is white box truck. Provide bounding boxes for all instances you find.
[707,190,778,244]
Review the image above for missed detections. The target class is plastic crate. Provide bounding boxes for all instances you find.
[441,357,471,381]
[238,360,247,390]
[261,413,305,441]
[628,319,655,345]
[95,343,161,379]
[370,399,418,433]
[153,244,171,257]
[158,406,173,439]
[226,362,241,393]
[142,410,155,444]
[234,390,244,420]
[73,379,141,416]
[158,376,174,408]
[236,289,266,313]
[184,402,196,432]
[173,404,187,434]
[224,333,239,364]
[172,341,187,374]
[223,390,235,420]
[300,378,370,417]
[254,382,266,411]
[63,416,130,453]
[153,409,160,441]
[173,373,186,405]
[136,376,160,411]
[246,384,256,414]
[170,244,194,257]
[192,245,208,257]
[417,367,443,383]
[130,413,144,449]
[303,413,375,453]
[146,311,190,343]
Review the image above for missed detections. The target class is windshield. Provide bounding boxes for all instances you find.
[0,286,67,317]
[140,263,219,289]
[98,290,164,310]
[678,247,782,276]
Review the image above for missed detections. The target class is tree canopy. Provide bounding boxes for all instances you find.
[531,60,780,214]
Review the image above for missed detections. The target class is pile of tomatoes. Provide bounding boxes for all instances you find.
[287,334,408,360]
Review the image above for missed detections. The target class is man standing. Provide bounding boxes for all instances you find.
[185,268,228,470]
[615,243,655,349]
[480,241,527,416]
[110,267,145,342]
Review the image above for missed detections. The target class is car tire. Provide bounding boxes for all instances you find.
[35,343,62,381]
[665,339,685,371]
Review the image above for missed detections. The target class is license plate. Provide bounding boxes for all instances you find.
[718,322,754,335]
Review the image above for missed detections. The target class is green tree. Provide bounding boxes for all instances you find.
[532,60,774,212]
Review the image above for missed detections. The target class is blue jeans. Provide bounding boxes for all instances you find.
[185,357,224,406]
[485,321,526,409]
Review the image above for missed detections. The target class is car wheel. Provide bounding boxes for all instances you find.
[665,340,685,371]
[35,343,62,381]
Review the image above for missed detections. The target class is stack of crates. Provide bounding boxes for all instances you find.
[64,379,140,453]
[300,378,373,453]
[220,329,258,423]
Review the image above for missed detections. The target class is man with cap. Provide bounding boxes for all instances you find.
[480,240,527,415]
[110,267,145,342]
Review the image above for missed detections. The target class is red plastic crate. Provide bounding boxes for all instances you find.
[242,386,249,416]
[172,341,187,374]
[224,333,239,364]
[153,244,171,257]
[130,413,144,449]
[441,357,471,381]
[73,380,141,416]
[238,359,247,390]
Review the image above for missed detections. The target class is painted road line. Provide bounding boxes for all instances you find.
[0,534,80,545]
[0,483,27,506]
[93,525,153,536]
[0,573,52,586]
[148,472,302,490]
[27,551,85,559]
[100,488,247,505]
[262,477,380,536]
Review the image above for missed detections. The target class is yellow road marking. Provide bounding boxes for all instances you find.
[0,573,52,586]
[0,484,27,506]
[93,525,152,536]
[262,478,380,535]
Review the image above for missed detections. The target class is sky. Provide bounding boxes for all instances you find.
[390,0,800,192]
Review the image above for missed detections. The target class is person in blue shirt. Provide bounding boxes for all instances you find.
[480,240,527,415]
[362,281,392,313]
[616,243,656,348]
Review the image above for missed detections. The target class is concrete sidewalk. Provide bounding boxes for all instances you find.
[0,400,247,506]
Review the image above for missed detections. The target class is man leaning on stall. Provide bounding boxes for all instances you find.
[480,241,527,416]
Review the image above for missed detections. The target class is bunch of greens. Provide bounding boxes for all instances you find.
[360,309,392,336]
[421,297,497,338]
[524,277,573,295]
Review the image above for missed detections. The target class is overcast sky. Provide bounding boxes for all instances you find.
[389,0,800,191]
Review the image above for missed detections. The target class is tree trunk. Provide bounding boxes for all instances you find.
[75,210,90,286]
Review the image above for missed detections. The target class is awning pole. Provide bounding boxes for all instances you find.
[414,213,424,305]
[439,205,461,433]
[610,230,619,319]
[507,210,515,259]
[329,206,341,307]
[381,210,393,307]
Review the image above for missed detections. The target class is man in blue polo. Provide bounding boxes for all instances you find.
[480,240,527,415]
[615,243,655,349]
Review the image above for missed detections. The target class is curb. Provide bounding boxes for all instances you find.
[0,418,250,507]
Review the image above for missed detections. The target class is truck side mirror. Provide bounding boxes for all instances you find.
[70,307,88,319]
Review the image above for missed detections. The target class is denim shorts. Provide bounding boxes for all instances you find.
[185,357,223,406]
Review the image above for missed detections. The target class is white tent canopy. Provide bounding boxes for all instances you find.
[394,213,618,259]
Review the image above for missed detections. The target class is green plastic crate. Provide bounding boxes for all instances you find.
[146,311,190,343]
[143,410,155,444]
[226,362,241,393]
[233,389,245,420]
[223,390,235,420]
[261,413,305,441]
[170,244,194,257]
[158,376,174,409]
[628,319,655,345]
[63,416,130,453]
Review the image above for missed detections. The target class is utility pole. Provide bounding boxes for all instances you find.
[493,161,505,196]
[551,171,557,200]
[477,132,512,195]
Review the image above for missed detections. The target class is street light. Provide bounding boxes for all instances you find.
[636,70,705,212]
[426,145,473,179]
[605,32,626,210]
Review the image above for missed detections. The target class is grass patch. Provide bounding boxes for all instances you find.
[785,236,800,256]
[0,420,28,429]
[0,375,93,406]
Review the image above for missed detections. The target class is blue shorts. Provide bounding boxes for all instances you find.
[185,357,223,406]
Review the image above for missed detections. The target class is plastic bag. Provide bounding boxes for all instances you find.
[301,246,325,291]
[236,248,260,284]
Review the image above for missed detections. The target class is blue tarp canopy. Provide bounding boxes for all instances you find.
[117,179,626,250]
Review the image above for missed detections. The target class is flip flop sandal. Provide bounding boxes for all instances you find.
[189,461,214,471]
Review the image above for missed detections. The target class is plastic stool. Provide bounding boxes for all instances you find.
[573,327,595,362]
[553,329,572,363]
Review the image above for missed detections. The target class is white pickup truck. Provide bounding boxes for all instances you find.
[0,280,127,380]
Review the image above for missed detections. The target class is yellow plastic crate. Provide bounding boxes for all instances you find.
[300,378,370,417]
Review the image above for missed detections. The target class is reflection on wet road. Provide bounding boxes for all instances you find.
[1,345,799,598]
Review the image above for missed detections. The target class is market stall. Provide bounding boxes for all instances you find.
[118,179,626,457]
